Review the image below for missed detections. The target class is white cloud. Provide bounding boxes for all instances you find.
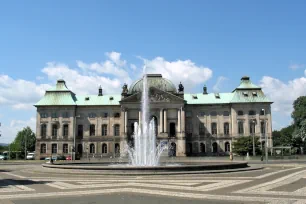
[42,62,123,95]
[130,64,137,70]
[213,76,227,93]
[0,75,51,109]
[260,74,306,115]
[105,52,126,67]
[289,63,305,70]
[144,57,213,91]
[1,117,36,144]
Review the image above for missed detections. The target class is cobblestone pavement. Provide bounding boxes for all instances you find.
[1,163,306,204]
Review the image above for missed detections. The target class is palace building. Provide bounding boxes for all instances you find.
[34,74,273,159]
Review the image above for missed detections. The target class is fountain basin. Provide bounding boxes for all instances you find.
[42,161,250,174]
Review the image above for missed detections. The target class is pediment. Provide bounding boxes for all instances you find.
[120,87,185,103]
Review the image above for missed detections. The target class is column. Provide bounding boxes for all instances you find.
[124,111,127,134]
[139,111,141,125]
[181,108,185,133]
[120,108,125,136]
[160,109,163,133]
[163,109,167,132]
[178,109,181,133]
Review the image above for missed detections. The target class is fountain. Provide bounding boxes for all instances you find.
[126,68,166,166]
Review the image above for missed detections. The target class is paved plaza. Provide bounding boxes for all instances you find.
[1,162,306,203]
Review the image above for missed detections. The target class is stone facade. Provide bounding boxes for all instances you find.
[35,74,273,159]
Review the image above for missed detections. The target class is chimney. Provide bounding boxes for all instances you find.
[98,85,103,96]
[203,85,208,94]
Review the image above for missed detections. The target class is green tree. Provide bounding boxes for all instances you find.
[272,130,281,146]
[232,136,261,156]
[292,96,306,128]
[279,125,295,146]
[11,126,36,159]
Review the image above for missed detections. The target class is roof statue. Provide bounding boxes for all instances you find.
[178,82,184,93]
[122,83,128,94]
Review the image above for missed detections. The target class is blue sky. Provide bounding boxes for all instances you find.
[0,0,306,143]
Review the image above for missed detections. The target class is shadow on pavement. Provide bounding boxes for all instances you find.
[0,179,51,188]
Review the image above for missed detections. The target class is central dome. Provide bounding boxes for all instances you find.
[128,74,177,94]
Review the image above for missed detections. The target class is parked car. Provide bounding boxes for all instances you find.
[0,155,7,160]
[26,152,35,160]
[45,155,66,161]
[66,155,72,160]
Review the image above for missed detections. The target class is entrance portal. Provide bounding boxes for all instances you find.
[168,142,176,157]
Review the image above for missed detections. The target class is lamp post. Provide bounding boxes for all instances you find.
[251,120,256,157]
[73,114,81,161]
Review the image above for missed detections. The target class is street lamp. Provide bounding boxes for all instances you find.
[251,119,256,157]
[73,114,81,161]
[262,109,268,164]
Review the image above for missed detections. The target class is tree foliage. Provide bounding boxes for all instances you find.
[232,136,261,156]
[292,96,306,128]
[10,127,36,158]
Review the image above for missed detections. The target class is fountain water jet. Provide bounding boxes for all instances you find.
[126,66,167,166]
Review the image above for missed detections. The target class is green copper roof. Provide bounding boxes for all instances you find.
[233,76,261,91]
[184,93,234,104]
[128,74,177,94]
[46,79,71,91]
[75,95,121,106]
[35,92,77,106]
[230,90,272,103]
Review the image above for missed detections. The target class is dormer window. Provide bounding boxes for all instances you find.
[192,95,198,99]
[215,93,220,98]
[110,96,114,100]
[243,92,248,97]
[252,92,257,96]
[85,97,90,101]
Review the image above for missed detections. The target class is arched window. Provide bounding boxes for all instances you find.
[114,124,120,136]
[40,144,46,153]
[238,110,244,116]
[200,143,205,153]
[102,143,107,153]
[90,124,95,136]
[41,124,47,137]
[223,111,230,116]
[210,111,217,117]
[225,142,230,152]
[212,142,218,153]
[78,125,83,138]
[102,124,107,136]
[249,110,256,116]
[90,144,95,153]
[249,120,256,134]
[224,122,229,135]
[211,123,217,135]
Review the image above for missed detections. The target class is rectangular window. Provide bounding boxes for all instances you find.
[63,144,68,154]
[40,144,46,153]
[52,124,57,137]
[261,121,265,134]
[114,113,120,118]
[51,113,57,118]
[211,123,217,135]
[114,125,120,136]
[63,124,69,137]
[41,113,48,118]
[238,121,244,134]
[90,124,95,136]
[52,144,57,154]
[249,122,255,134]
[78,125,83,137]
[89,113,96,118]
[186,122,192,136]
[199,122,205,135]
[62,112,69,118]
[186,111,192,117]
[224,123,229,135]
[102,125,107,136]
[103,112,108,118]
